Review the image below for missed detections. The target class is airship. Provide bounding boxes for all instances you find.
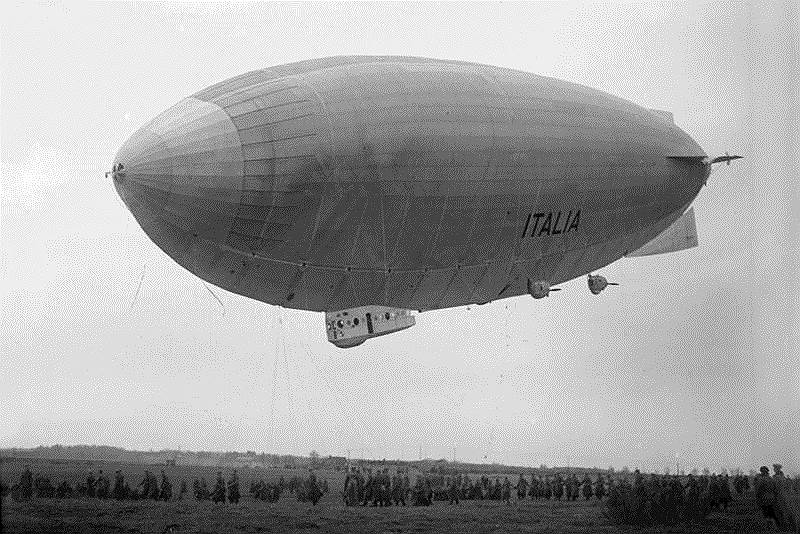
[112,56,740,348]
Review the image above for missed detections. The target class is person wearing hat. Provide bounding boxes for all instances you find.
[516,473,528,502]
[113,470,125,500]
[18,466,34,500]
[211,471,226,503]
[159,470,172,501]
[754,466,778,526]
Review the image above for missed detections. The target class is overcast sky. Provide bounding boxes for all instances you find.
[1,1,798,473]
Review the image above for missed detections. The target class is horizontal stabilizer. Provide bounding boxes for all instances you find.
[627,207,698,257]
[710,154,743,165]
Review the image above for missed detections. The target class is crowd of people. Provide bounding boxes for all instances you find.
[604,470,732,525]
[3,462,797,529]
[249,472,329,504]
[753,464,798,532]
[4,465,331,507]
[603,464,798,529]
[337,463,798,529]
[189,471,241,503]
[343,467,411,506]
[340,467,734,510]
[5,466,238,503]
[341,468,611,507]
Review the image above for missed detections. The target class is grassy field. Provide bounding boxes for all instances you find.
[1,458,780,534]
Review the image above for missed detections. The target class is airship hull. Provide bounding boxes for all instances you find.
[114,56,707,312]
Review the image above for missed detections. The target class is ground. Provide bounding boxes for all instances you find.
[2,493,778,534]
[0,458,780,534]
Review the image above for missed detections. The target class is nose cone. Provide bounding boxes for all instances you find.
[113,97,244,245]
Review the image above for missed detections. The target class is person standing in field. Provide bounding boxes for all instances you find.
[564,474,574,501]
[227,470,240,504]
[344,467,359,506]
[147,471,160,500]
[448,473,460,505]
[755,466,778,528]
[193,478,205,501]
[529,474,540,500]
[159,470,172,501]
[391,471,402,506]
[177,480,187,500]
[552,474,564,501]
[19,466,34,500]
[112,470,125,500]
[594,474,606,500]
[138,471,151,499]
[382,468,392,506]
[581,474,593,500]
[569,473,580,501]
[719,474,732,511]
[516,473,528,502]
[501,477,512,504]
[306,470,322,505]
[96,470,110,499]
[211,472,226,503]
[86,470,97,498]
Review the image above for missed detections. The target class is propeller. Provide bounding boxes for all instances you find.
[710,152,743,166]
[702,152,742,183]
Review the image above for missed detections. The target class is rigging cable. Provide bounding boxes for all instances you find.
[279,314,300,454]
[268,311,280,452]
[300,336,357,432]
[128,264,148,312]
[202,281,225,315]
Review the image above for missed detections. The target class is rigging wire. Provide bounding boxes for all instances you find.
[128,264,148,312]
[202,281,225,315]
[298,335,360,445]
[294,333,345,453]
[279,314,300,454]
[268,312,280,452]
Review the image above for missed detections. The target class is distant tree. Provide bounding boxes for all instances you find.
[690,467,699,476]
[621,466,630,474]
[663,466,671,475]
[309,450,320,466]
[702,467,710,476]
[608,466,615,474]
[720,467,728,476]
[540,464,548,470]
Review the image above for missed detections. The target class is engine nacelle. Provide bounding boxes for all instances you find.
[325,306,415,348]
[527,279,560,299]
[587,274,618,295]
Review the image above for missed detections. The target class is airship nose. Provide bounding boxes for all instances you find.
[113,97,244,243]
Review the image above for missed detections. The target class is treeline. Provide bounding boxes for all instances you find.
[1,445,585,475]
[0,445,313,469]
